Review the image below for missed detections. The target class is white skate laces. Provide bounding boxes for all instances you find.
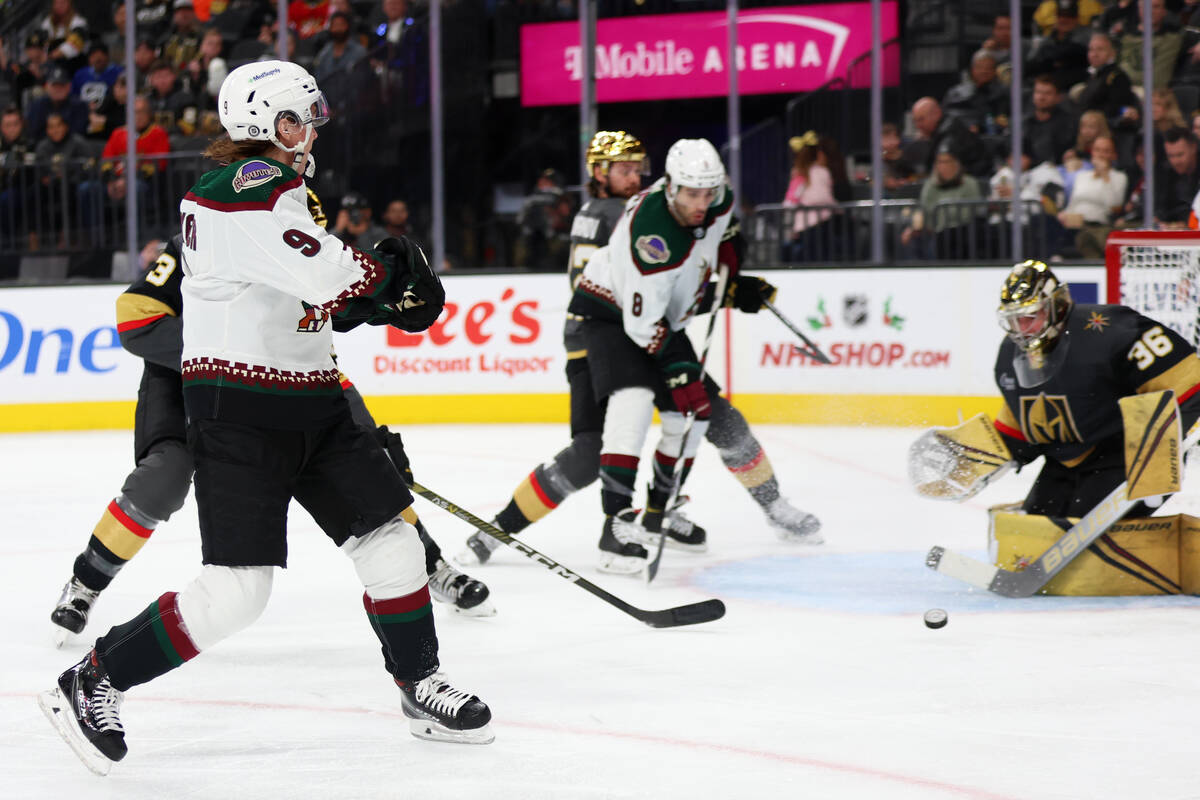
[88,679,125,734]
[414,676,474,718]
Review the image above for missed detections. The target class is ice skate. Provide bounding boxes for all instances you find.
[50,577,101,647]
[661,505,708,552]
[597,510,649,574]
[396,673,494,744]
[455,529,502,567]
[766,497,823,544]
[428,559,496,617]
[38,650,126,776]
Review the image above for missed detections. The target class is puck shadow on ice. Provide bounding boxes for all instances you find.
[691,552,1200,615]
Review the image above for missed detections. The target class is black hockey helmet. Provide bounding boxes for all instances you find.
[997,260,1073,354]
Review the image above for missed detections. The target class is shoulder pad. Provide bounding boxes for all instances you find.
[187,158,301,210]
[628,190,697,274]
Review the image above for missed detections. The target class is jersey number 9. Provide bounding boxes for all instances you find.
[283,229,321,257]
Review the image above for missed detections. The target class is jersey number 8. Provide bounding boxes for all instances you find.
[1128,326,1174,371]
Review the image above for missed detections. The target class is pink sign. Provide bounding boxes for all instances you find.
[520,2,899,107]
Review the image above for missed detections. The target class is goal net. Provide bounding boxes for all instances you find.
[1106,230,1200,513]
[1105,230,1200,348]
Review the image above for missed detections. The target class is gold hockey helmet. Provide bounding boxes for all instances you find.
[586,131,650,176]
[997,260,1073,354]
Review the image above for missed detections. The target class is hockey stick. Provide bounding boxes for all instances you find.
[646,264,728,583]
[409,480,726,628]
[927,407,1199,598]
[763,299,833,365]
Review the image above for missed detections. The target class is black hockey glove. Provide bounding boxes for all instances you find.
[374,425,414,486]
[370,236,446,333]
[725,275,777,314]
[663,360,712,419]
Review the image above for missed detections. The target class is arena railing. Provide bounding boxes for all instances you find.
[748,198,1052,266]
[0,151,212,281]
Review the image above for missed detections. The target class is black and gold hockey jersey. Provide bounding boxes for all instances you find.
[116,236,186,372]
[993,303,1200,467]
[115,236,187,460]
[564,196,627,356]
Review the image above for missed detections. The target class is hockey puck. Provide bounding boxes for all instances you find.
[923,608,948,629]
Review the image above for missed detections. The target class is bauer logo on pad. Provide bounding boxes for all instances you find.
[232,160,283,193]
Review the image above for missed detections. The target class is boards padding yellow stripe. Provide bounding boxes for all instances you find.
[1120,390,1182,500]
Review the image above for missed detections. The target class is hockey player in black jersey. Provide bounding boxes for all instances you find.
[49,193,492,646]
[992,260,1200,516]
[459,130,821,574]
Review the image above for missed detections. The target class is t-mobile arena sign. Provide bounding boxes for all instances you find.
[520,2,899,106]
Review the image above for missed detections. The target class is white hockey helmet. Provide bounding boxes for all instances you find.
[218,60,329,149]
[664,138,726,207]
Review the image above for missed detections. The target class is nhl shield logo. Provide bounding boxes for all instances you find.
[635,234,670,264]
[843,294,868,327]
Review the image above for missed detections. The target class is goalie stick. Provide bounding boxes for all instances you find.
[927,402,1199,598]
[763,299,833,365]
[408,480,726,628]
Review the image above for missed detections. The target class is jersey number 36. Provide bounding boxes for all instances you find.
[1128,326,1174,371]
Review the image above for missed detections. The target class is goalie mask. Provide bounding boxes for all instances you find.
[218,60,329,177]
[998,260,1073,387]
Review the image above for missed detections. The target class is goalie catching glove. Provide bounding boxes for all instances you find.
[908,413,1015,501]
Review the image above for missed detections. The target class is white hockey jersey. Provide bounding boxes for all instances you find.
[178,157,394,427]
[568,176,734,355]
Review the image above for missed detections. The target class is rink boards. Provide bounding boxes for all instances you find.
[0,265,1105,432]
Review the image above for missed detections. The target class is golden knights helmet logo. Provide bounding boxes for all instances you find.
[1019,393,1083,444]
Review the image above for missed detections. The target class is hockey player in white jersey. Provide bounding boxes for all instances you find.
[38,61,492,776]
[566,138,734,572]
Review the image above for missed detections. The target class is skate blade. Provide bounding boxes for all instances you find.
[775,527,825,545]
[52,626,72,649]
[451,598,497,618]
[597,552,647,575]
[37,689,113,777]
[408,718,495,745]
[631,532,707,554]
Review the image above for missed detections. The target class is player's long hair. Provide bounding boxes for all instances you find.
[202,133,273,166]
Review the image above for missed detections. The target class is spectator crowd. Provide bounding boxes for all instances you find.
[781,0,1200,262]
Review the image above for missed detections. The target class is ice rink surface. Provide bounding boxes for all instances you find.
[3,423,1200,799]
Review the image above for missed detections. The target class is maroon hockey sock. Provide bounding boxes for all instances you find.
[362,586,439,682]
[95,591,201,691]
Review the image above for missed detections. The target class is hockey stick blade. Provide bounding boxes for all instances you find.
[927,415,1200,597]
[409,481,725,628]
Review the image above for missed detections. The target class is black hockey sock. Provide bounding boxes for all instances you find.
[727,447,782,507]
[415,521,441,575]
[95,591,201,692]
[76,498,160,591]
[73,540,123,592]
[651,449,695,495]
[363,586,440,683]
[599,453,639,516]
